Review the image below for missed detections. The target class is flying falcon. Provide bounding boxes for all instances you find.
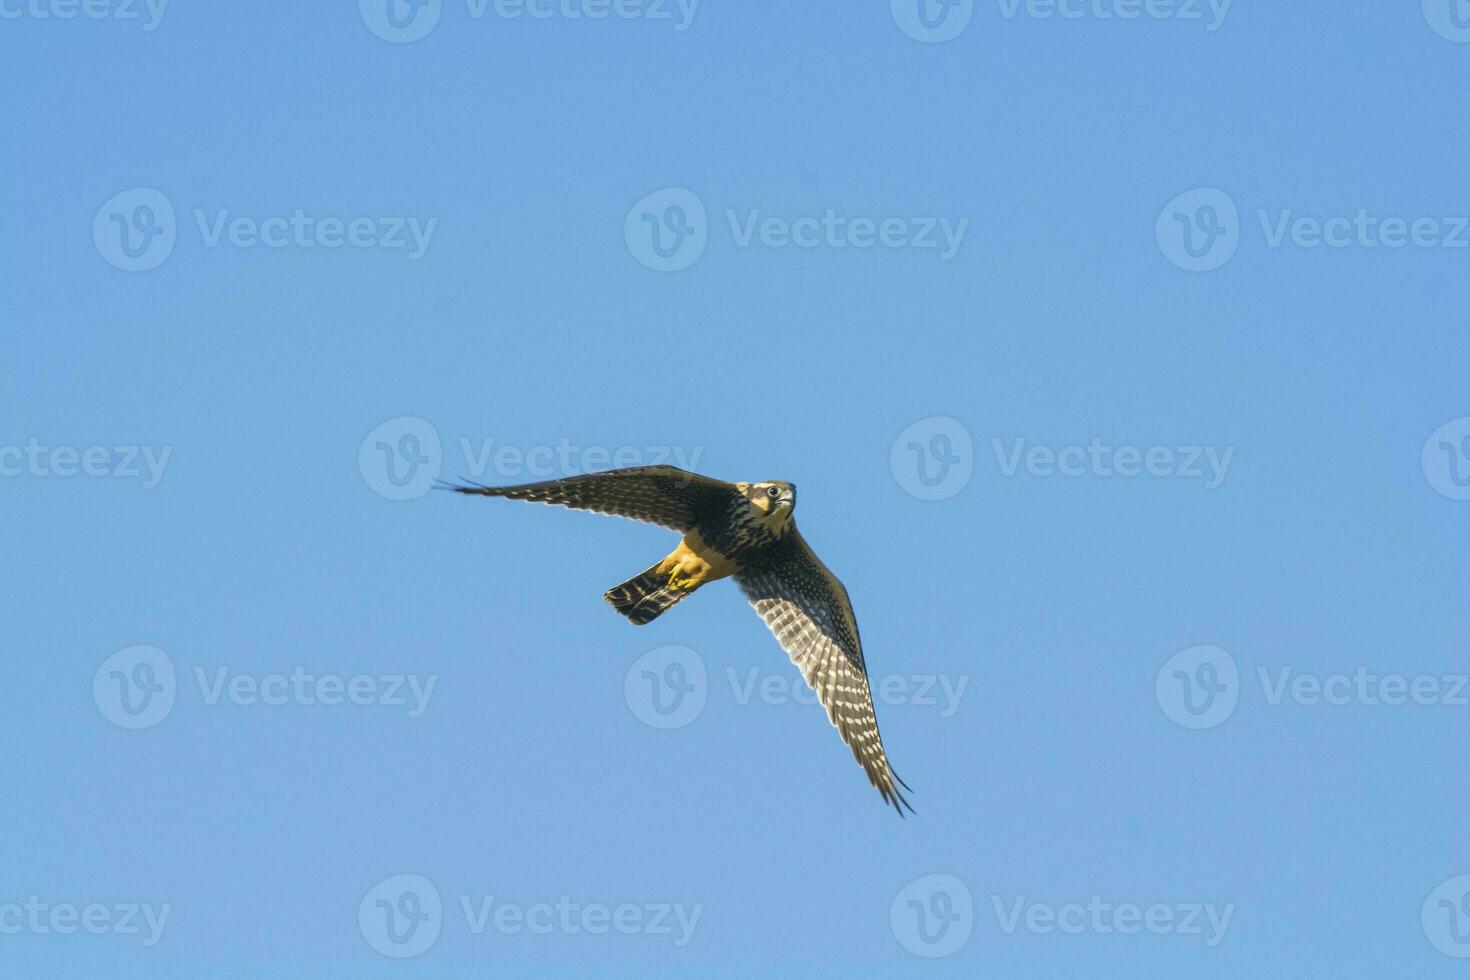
[442,465,914,816]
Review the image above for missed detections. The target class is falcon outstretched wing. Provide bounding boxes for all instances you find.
[735,527,914,816]
[440,465,735,532]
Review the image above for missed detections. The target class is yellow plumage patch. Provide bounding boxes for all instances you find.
[657,532,740,593]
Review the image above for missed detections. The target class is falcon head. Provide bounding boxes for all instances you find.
[740,480,796,531]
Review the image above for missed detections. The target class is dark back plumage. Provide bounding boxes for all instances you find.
[444,464,913,816]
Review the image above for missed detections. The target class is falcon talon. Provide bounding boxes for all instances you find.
[447,465,914,816]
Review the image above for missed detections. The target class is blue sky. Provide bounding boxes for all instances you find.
[5,1,1470,976]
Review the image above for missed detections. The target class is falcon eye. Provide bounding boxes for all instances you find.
[766,486,781,499]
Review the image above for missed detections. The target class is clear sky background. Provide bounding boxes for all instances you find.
[5,2,1470,976]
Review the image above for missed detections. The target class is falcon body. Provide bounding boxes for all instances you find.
[604,480,793,623]
[443,465,913,815]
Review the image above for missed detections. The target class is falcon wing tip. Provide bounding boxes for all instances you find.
[435,479,496,495]
[884,772,916,818]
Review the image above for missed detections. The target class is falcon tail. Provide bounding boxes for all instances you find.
[604,563,690,625]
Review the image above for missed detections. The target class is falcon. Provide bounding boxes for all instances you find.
[441,465,914,816]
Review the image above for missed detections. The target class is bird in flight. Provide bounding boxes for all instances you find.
[442,465,914,816]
